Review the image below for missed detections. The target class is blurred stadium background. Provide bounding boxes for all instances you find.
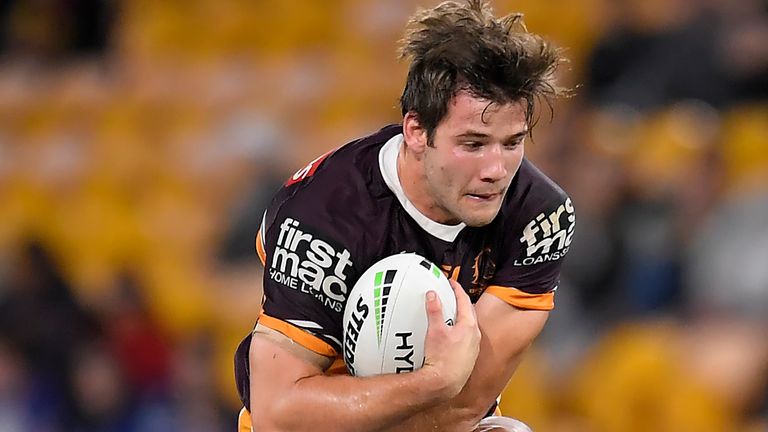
[0,0,766,430]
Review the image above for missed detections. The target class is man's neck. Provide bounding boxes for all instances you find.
[396,143,456,225]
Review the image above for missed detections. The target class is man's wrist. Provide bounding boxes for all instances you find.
[412,365,457,404]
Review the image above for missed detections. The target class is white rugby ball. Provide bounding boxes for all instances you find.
[342,253,457,376]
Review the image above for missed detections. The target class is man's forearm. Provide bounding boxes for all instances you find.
[249,329,456,432]
[383,399,481,432]
[380,361,505,432]
[383,354,523,432]
[255,367,450,431]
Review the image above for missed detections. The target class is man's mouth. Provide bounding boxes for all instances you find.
[466,191,502,201]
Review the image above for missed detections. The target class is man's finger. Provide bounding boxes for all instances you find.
[425,290,445,328]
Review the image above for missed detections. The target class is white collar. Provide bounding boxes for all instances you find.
[378,134,466,242]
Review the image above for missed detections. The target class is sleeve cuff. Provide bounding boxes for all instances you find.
[483,285,555,311]
[258,313,338,357]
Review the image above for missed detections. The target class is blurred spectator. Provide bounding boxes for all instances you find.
[539,135,628,369]
[0,338,43,432]
[98,270,172,398]
[560,140,627,319]
[586,0,768,110]
[0,0,114,60]
[685,194,768,317]
[63,342,134,432]
[215,113,293,266]
[169,330,236,432]
[684,104,768,318]
[712,0,768,103]
[0,238,101,426]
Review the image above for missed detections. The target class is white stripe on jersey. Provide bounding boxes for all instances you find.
[325,334,342,348]
[286,319,323,330]
[259,210,267,250]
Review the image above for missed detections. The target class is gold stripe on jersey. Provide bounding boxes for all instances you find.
[238,407,252,431]
[258,313,337,357]
[440,264,461,282]
[484,285,554,311]
[255,228,267,265]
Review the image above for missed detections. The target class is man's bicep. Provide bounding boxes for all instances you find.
[464,294,548,409]
[475,293,549,358]
[248,325,333,416]
[252,324,334,370]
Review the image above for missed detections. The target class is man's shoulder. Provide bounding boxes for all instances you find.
[285,124,401,196]
[520,159,568,199]
[486,159,575,295]
[498,158,574,243]
[263,125,401,240]
[505,159,569,216]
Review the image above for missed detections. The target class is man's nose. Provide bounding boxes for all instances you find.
[480,145,507,182]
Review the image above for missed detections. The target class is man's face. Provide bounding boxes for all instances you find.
[422,91,527,226]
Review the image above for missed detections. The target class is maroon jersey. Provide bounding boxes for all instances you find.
[235,124,574,407]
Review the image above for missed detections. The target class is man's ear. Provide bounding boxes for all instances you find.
[402,112,428,155]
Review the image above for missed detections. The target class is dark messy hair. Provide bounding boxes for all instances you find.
[399,0,568,143]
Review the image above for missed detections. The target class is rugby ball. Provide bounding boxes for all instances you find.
[342,253,457,376]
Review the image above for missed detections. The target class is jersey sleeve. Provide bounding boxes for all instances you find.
[485,194,575,311]
[256,160,362,358]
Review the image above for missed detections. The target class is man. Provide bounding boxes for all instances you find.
[234,1,574,430]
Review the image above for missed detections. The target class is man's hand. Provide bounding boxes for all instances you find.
[422,279,482,399]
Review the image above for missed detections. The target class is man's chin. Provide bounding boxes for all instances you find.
[461,210,500,227]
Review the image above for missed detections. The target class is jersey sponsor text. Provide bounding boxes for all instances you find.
[270,217,354,312]
[515,198,575,266]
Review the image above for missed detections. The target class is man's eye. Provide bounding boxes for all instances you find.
[504,140,523,149]
[463,142,483,150]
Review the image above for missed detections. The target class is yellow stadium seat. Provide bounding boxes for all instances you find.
[720,104,768,194]
[563,322,739,432]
